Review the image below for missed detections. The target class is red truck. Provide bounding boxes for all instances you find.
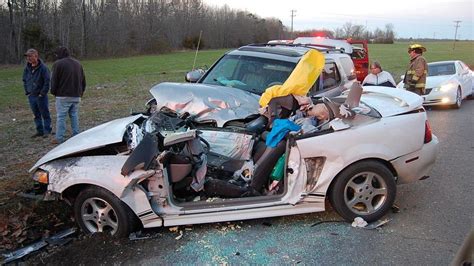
[291,37,370,82]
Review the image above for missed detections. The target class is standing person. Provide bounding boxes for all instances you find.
[403,44,428,95]
[50,46,86,144]
[362,61,396,87]
[22,48,52,138]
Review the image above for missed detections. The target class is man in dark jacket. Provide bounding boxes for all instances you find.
[51,46,86,144]
[22,48,52,138]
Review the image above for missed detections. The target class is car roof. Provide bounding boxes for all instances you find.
[227,44,347,63]
[428,60,458,66]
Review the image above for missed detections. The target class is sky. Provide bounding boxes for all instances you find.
[203,0,474,40]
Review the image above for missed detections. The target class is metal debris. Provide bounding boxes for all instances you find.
[310,220,346,227]
[2,240,48,264]
[363,219,390,230]
[391,203,400,213]
[45,228,76,245]
[129,230,162,241]
[175,230,184,240]
[2,228,76,264]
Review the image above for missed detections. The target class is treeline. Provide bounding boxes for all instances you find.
[296,22,396,44]
[0,0,285,63]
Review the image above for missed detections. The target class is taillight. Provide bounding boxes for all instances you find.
[424,120,432,143]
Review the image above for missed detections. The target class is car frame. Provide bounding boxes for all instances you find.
[187,44,358,99]
[30,84,439,237]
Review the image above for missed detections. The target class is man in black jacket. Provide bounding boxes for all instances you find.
[22,48,52,138]
[50,47,86,144]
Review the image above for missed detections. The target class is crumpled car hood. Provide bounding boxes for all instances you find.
[150,82,260,127]
[30,114,144,172]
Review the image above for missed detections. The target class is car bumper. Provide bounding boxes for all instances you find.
[391,134,439,184]
[422,90,456,106]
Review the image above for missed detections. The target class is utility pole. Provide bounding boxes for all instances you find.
[290,9,296,38]
[453,20,461,50]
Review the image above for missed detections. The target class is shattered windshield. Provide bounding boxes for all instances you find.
[201,54,296,95]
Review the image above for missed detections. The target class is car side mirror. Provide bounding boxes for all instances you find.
[185,69,205,83]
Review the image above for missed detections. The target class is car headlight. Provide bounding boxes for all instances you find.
[434,83,455,92]
[33,169,49,184]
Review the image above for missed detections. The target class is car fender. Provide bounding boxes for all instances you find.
[296,113,426,195]
[39,155,154,220]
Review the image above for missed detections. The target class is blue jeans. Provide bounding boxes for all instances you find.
[55,97,80,142]
[28,95,52,134]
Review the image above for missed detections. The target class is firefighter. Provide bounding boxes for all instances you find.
[403,44,428,95]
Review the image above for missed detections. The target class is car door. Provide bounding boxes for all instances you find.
[458,61,473,97]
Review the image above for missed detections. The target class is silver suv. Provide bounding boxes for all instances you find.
[187,44,357,98]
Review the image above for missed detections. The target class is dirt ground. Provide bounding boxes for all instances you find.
[0,80,154,257]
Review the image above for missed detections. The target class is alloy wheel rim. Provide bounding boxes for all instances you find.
[81,197,118,234]
[344,171,388,215]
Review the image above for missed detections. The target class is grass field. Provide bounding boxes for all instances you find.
[0,41,472,250]
[1,41,473,182]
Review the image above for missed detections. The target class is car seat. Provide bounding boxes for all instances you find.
[250,139,286,193]
[242,64,266,90]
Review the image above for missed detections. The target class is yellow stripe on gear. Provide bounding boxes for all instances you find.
[259,49,325,107]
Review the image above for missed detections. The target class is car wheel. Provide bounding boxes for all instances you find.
[453,88,462,109]
[74,187,136,237]
[329,160,396,222]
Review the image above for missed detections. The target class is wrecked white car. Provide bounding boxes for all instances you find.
[30,83,438,237]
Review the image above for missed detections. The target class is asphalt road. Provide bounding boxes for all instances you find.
[31,99,474,265]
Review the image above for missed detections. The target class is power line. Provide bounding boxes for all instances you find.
[290,9,296,36]
[453,20,461,50]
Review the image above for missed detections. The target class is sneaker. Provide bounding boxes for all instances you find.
[31,132,44,138]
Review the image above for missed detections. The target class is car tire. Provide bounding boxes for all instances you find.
[453,87,462,109]
[74,187,136,237]
[329,160,396,222]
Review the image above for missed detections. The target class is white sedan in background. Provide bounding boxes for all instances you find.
[398,60,473,109]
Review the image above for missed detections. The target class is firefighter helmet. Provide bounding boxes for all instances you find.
[408,44,427,53]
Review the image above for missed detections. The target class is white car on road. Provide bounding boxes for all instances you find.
[398,60,473,108]
[30,83,439,237]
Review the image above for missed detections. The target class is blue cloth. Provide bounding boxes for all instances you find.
[28,95,52,134]
[266,119,301,148]
[55,97,81,142]
[23,59,50,96]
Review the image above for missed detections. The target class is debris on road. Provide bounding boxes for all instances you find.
[129,229,164,241]
[2,228,76,264]
[175,230,184,240]
[363,219,390,230]
[391,203,400,213]
[2,240,48,264]
[310,220,346,227]
[351,217,390,230]
[351,217,368,228]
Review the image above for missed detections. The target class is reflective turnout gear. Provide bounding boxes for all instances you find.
[404,54,428,94]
